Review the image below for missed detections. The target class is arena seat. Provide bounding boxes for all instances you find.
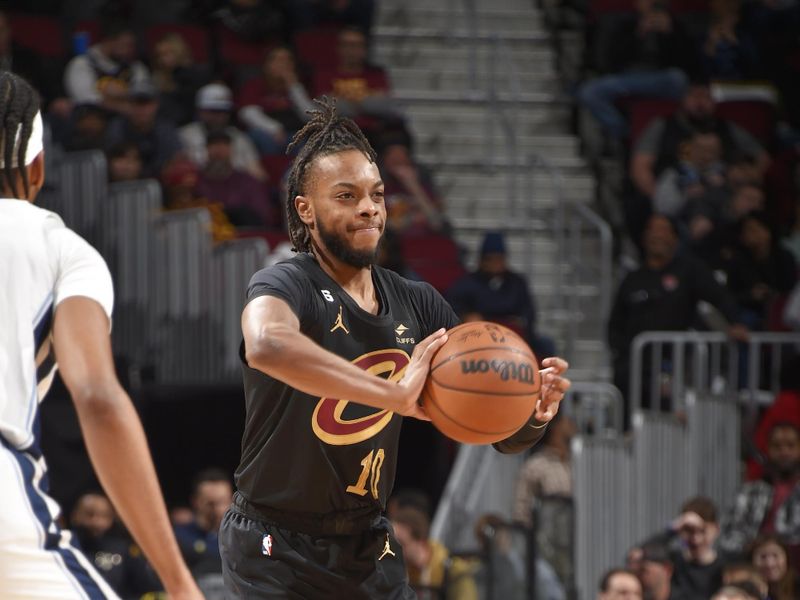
[217,25,272,67]
[400,234,465,293]
[261,154,293,184]
[716,100,776,147]
[293,26,341,71]
[628,98,678,147]
[73,19,102,46]
[146,24,210,63]
[9,13,64,57]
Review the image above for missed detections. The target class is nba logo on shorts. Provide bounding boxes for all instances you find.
[261,533,273,557]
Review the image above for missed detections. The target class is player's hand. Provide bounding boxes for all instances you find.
[396,328,448,420]
[533,357,571,423]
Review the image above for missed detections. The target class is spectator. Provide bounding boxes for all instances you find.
[313,27,402,128]
[746,357,800,480]
[576,0,694,141]
[70,492,161,598]
[711,585,761,600]
[653,130,729,251]
[174,468,232,576]
[238,46,315,155]
[63,19,150,113]
[60,103,112,152]
[513,412,576,526]
[106,79,183,178]
[635,542,674,600]
[723,212,797,330]
[181,83,265,180]
[447,231,557,360]
[719,422,800,557]
[390,504,479,600]
[380,140,449,235]
[701,0,760,81]
[195,131,274,228]
[722,562,770,599]
[150,33,211,126]
[630,83,770,200]
[597,568,643,599]
[748,534,799,600]
[107,142,144,182]
[473,514,565,600]
[607,215,747,425]
[161,157,237,243]
[664,497,727,600]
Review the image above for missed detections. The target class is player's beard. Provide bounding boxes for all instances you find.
[316,216,379,269]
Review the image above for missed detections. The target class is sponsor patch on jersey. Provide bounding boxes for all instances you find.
[394,323,415,344]
[261,533,273,557]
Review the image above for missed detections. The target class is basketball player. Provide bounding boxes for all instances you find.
[0,72,202,599]
[221,98,571,599]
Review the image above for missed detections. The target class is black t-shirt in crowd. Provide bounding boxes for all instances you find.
[669,552,725,600]
[236,253,460,517]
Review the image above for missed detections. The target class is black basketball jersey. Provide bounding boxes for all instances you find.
[236,253,460,517]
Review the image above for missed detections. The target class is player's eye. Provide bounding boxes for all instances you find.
[372,191,385,201]
[337,192,354,200]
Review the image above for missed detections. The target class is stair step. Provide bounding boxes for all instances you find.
[376,6,546,30]
[374,26,549,42]
[375,43,555,70]
[389,67,562,94]
[403,106,570,134]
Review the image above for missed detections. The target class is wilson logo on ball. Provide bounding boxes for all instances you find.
[311,349,410,446]
[460,359,536,384]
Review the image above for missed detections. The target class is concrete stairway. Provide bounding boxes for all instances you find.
[373,0,609,380]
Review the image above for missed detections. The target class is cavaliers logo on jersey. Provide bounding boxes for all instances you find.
[311,349,410,445]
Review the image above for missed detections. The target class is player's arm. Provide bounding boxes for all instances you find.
[243,295,447,419]
[493,357,571,454]
[53,297,202,600]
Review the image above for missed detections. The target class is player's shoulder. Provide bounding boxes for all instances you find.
[375,265,434,296]
[0,199,65,229]
[248,253,313,286]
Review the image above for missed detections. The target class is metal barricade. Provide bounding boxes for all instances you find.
[211,238,269,382]
[37,150,107,246]
[104,180,162,365]
[563,381,623,436]
[571,434,634,600]
[152,208,216,383]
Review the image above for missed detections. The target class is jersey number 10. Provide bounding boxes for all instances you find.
[346,449,385,499]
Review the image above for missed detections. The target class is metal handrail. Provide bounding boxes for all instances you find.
[629,331,800,413]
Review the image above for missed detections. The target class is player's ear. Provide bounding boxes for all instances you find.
[295,195,313,226]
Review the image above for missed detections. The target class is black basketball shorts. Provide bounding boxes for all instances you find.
[219,506,416,599]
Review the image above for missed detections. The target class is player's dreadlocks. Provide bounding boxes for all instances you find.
[0,71,40,199]
[285,97,377,253]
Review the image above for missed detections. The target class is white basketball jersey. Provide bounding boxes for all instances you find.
[0,199,113,451]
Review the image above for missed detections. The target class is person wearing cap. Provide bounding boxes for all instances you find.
[446,231,557,360]
[105,79,183,179]
[180,83,265,181]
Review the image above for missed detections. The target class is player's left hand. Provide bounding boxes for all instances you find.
[533,357,571,423]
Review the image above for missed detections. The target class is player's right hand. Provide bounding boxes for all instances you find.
[395,328,448,420]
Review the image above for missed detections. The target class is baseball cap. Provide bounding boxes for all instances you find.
[196,83,233,111]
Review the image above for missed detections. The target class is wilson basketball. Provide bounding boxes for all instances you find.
[422,321,541,445]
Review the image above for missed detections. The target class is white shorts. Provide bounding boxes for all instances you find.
[0,439,120,600]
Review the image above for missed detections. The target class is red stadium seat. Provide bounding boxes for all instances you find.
[293,26,341,71]
[217,26,272,67]
[146,24,210,64]
[261,155,293,184]
[715,100,775,147]
[400,234,465,293]
[669,0,711,14]
[588,0,635,17]
[9,13,64,57]
[628,98,679,147]
[73,19,102,46]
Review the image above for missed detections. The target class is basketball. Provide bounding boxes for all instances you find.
[422,321,542,445]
